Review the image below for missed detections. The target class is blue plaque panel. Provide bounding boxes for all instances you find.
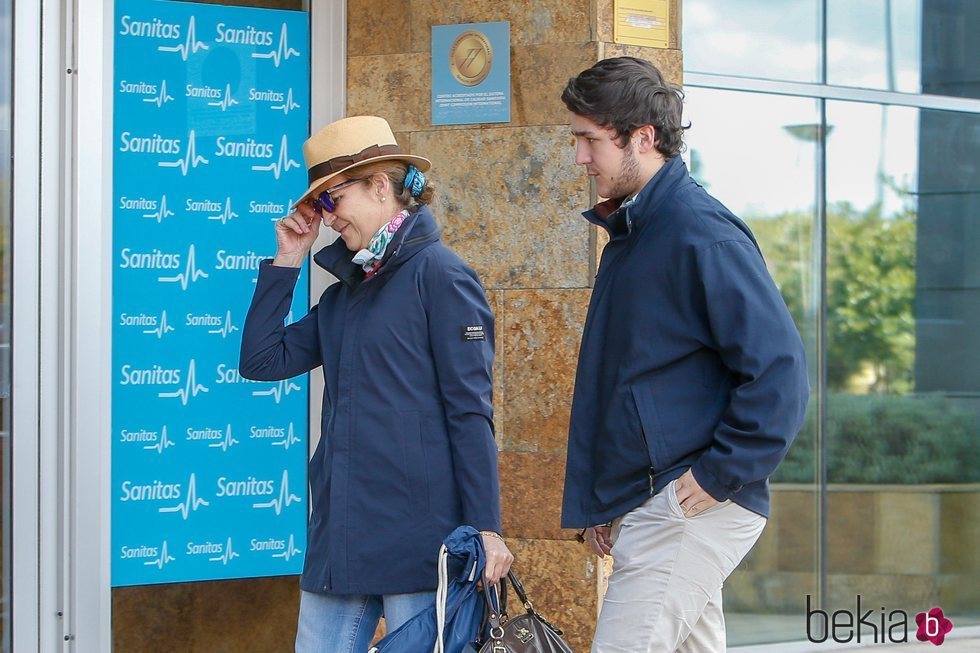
[112,0,309,586]
[432,22,511,125]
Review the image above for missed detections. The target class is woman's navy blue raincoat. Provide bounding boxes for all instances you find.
[239,206,501,595]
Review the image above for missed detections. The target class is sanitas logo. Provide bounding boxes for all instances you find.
[120,428,159,443]
[119,544,160,559]
[215,137,274,159]
[119,196,158,211]
[119,247,181,270]
[186,84,224,99]
[120,479,182,502]
[215,363,261,384]
[185,198,225,213]
[216,476,275,497]
[249,200,285,215]
[119,80,158,96]
[119,131,181,155]
[186,312,224,327]
[215,22,273,46]
[118,15,181,39]
[250,537,286,552]
[249,87,301,115]
[250,425,286,440]
[186,540,225,556]
[119,312,158,327]
[249,88,285,103]
[119,364,181,386]
[214,250,265,272]
[185,426,225,442]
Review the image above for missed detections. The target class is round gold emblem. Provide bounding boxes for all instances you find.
[449,30,493,87]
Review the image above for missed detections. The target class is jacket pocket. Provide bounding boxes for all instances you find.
[630,383,668,470]
[399,410,432,514]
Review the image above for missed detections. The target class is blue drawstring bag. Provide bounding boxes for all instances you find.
[370,526,487,653]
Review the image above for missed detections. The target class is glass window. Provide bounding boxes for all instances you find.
[826,0,922,93]
[0,0,12,648]
[683,0,821,83]
[824,100,980,631]
[684,87,821,646]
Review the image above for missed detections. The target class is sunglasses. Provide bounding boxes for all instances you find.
[310,178,361,214]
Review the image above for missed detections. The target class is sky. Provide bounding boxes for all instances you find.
[681,0,928,219]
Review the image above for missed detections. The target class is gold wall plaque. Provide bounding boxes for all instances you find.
[449,30,493,87]
[614,0,670,49]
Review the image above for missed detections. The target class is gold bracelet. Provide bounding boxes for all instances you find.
[480,530,504,540]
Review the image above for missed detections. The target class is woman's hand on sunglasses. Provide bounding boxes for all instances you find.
[272,203,321,268]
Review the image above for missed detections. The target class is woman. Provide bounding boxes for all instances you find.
[239,116,513,652]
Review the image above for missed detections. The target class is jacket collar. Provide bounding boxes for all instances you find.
[313,204,441,288]
[582,156,690,239]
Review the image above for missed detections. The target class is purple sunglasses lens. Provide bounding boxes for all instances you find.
[313,190,335,213]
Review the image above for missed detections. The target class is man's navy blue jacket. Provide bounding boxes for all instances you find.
[239,206,501,595]
[562,156,809,528]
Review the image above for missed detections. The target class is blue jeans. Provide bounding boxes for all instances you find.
[295,589,435,653]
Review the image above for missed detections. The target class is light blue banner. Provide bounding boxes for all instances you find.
[112,0,309,586]
[432,22,511,125]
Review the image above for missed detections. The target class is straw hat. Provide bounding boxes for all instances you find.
[293,116,431,208]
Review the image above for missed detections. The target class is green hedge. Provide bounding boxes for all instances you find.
[772,393,980,484]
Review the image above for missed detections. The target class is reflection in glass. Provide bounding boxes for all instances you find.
[825,101,980,629]
[827,0,922,93]
[684,87,821,646]
[684,0,821,83]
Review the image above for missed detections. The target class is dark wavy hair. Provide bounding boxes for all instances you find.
[561,56,689,158]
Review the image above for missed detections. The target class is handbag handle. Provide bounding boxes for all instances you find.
[505,570,535,613]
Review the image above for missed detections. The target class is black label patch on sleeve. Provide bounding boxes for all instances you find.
[462,325,486,341]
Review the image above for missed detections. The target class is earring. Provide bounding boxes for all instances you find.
[381,196,387,202]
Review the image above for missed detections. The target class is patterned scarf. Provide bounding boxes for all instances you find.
[352,209,410,276]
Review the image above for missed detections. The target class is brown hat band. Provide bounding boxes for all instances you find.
[307,144,403,184]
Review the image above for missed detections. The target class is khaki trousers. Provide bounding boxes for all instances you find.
[591,479,766,653]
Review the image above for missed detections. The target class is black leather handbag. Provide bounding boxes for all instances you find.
[477,570,573,653]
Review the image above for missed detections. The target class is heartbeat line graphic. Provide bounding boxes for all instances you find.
[208,425,239,452]
[158,16,209,61]
[144,541,176,568]
[143,310,175,339]
[143,79,174,107]
[252,24,300,67]
[251,134,301,179]
[143,425,176,454]
[209,537,240,565]
[271,88,301,115]
[272,534,303,561]
[159,130,209,176]
[158,244,209,290]
[143,194,175,222]
[159,473,209,520]
[253,470,302,515]
[208,310,240,338]
[207,198,239,224]
[252,379,301,404]
[272,423,301,450]
[207,84,239,111]
[159,359,209,405]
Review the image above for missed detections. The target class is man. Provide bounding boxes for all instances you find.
[560,57,809,652]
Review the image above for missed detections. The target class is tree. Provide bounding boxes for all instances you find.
[748,201,916,393]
